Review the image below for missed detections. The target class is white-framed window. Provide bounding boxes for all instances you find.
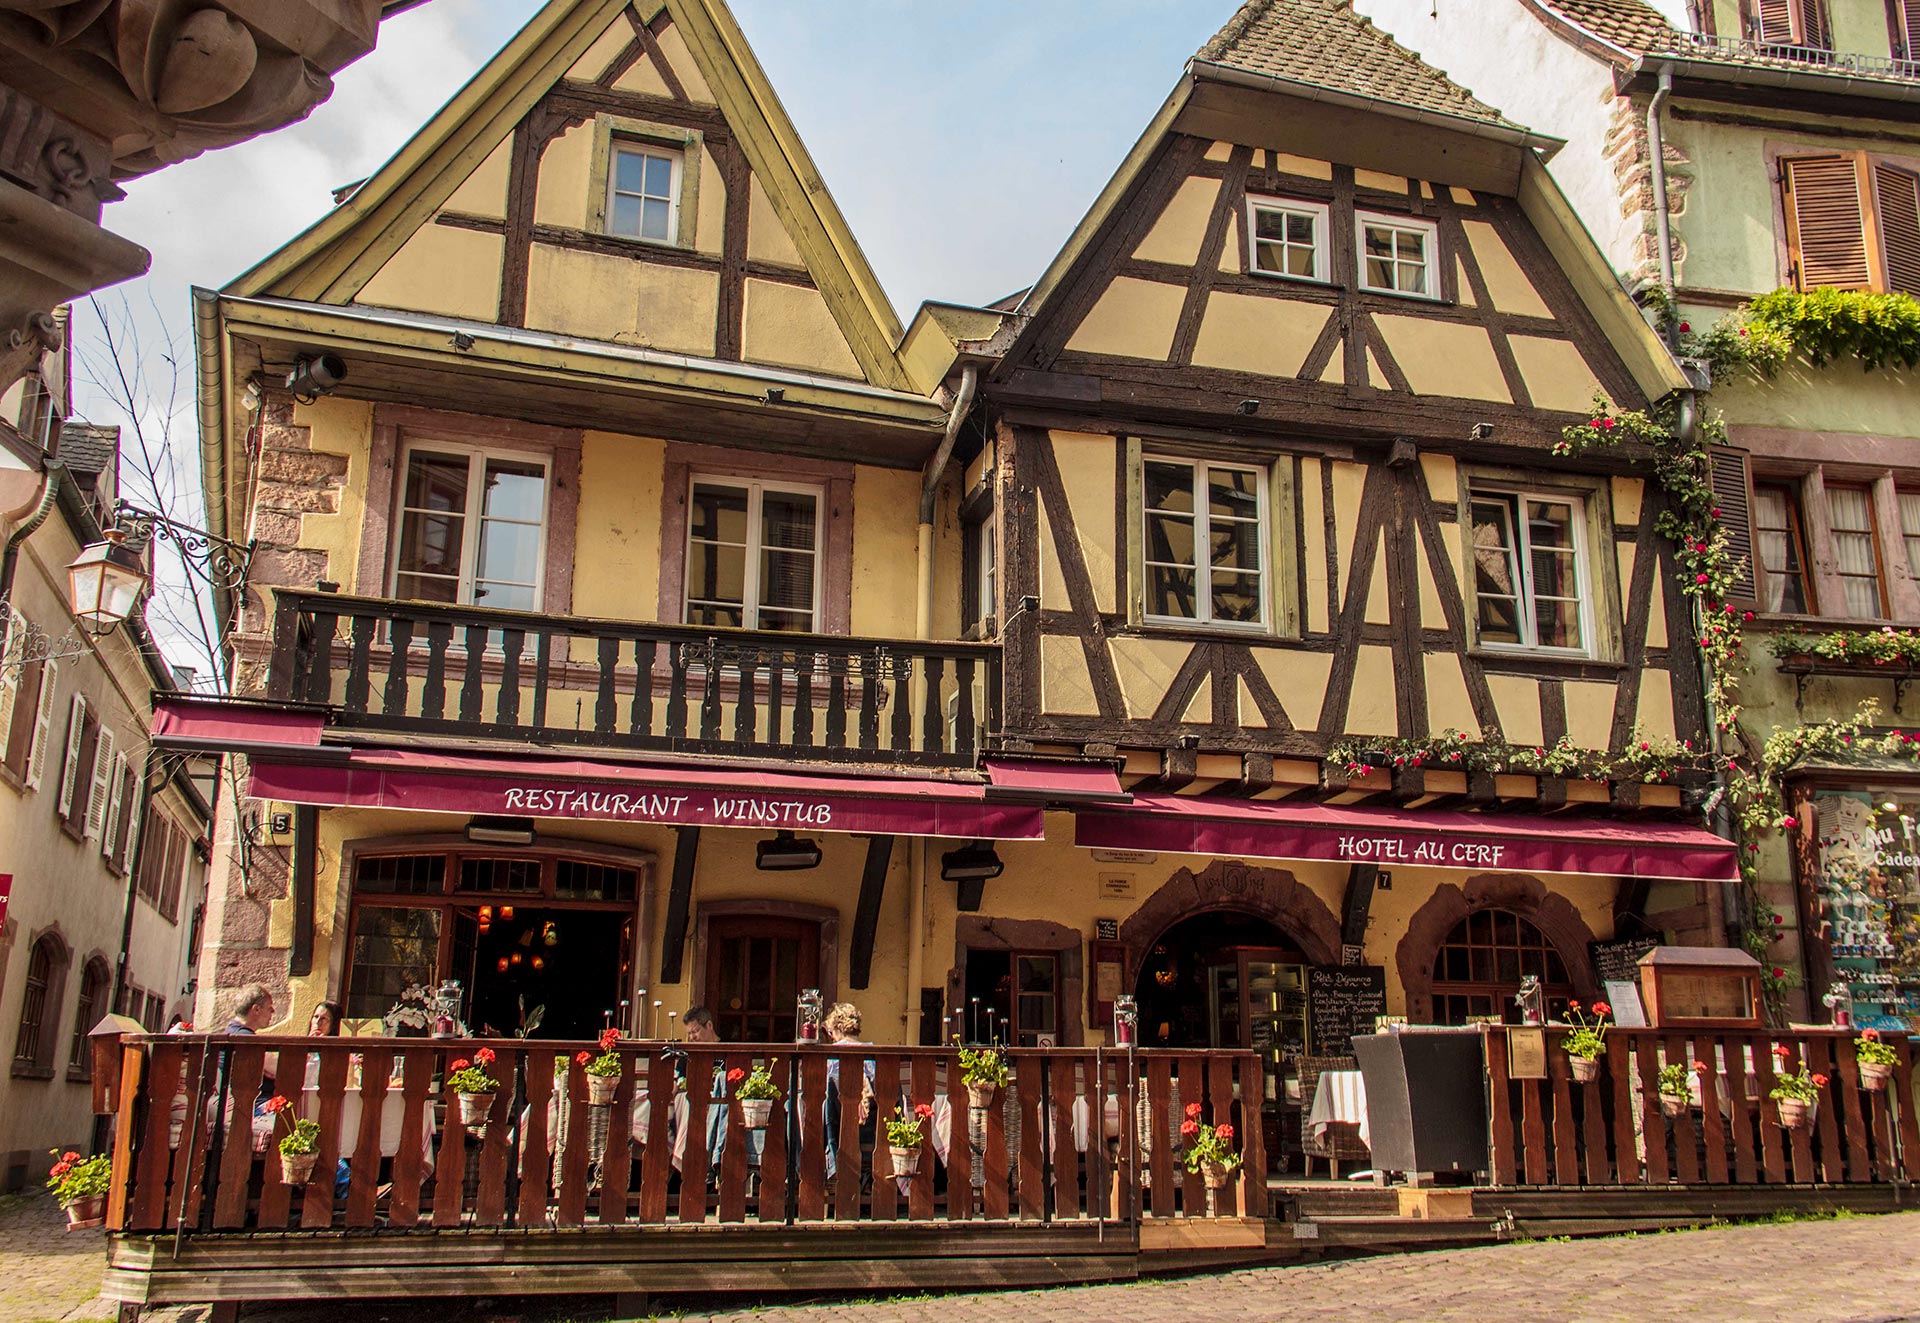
[391,444,550,613]
[606,143,681,244]
[1468,488,1591,653]
[1357,210,1440,298]
[1142,457,1267,629]
[684,477,822,633]
[1246,196,1330,282]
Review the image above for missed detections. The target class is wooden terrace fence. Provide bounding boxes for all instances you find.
[105,1039,1267,1235]
[1484,1027,1920,1187]
[267,590,1001,768]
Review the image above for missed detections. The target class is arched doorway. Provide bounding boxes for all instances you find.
[1133,911,1301,1051]
[1395,873,1600,1024]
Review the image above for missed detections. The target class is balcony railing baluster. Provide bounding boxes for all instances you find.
[272,589,998,767]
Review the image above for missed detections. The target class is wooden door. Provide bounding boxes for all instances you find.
[706,916,820,1043]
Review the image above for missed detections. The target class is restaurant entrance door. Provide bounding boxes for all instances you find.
[1135,911,1306,1174]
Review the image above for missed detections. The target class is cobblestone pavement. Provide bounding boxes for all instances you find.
[0,1195,113,1323]
[7,1195,1920,1323]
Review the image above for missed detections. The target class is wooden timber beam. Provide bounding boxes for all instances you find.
[290,806,318,977]
[848,835,895,990]
[1340,863,1378,954]
[658,826,700,984]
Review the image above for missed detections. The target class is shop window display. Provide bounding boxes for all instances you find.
[1813,793,1920,1030]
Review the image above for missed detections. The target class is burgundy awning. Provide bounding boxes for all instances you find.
[1075,794,1739,883]
[982,758,1129,805]
[246,747,1043,840]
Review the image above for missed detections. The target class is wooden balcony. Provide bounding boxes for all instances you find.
[266,590,1001,767]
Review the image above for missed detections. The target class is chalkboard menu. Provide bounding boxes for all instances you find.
[1308,964,1388,1055]
[1588,939,1659,989]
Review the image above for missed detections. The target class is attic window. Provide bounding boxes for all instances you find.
[607,143,681,243]
[1246,196,1330,282]
[1357,211,1439,298]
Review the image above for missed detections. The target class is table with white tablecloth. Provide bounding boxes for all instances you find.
[1307,1069,1369,1149]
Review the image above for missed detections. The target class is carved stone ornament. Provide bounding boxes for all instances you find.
[0,1,384,180]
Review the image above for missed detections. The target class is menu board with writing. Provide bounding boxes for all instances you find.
[1307,964,1388,1056]
[1589,939,1659,990]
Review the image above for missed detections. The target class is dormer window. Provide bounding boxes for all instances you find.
[607,143,681,243]
[1246,196,1330,282]
[1357,211,1439,298]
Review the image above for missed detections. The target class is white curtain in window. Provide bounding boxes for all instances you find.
[1825,486,1882,618]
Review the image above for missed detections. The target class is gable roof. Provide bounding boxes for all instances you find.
[1196,0,1531,135]
[224,0,912,392]
[1524,0,1677,56]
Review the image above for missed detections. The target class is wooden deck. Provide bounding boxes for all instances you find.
[93,1031,1920,1306]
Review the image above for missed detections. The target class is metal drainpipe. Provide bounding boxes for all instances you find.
[906,363,979,1041]
[0,463,63,647]
[1647,69,1677,302]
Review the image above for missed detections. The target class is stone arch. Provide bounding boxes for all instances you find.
[1119,859,1343,984]
[1395,873,1601,1024]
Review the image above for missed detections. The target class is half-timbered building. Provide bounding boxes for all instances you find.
[920,0,1742,1133]
[89,1,1920,1307]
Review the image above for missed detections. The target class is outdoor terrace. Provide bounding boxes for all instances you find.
[92,1028,1920,1311]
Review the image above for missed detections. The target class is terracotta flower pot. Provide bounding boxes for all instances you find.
[586,1073,618,1107]
[741,1097,774,1129]
[1860,1062,1893,1092]
[457,1091,496,1130]
[966,1082,1000,1111]
[889,1144,922,1178]
[1776,1097,1816,1130]
[1197,1158,1233,1190]
[1570,1055,1601,1084]
[280,1150,320,1186]
[1659,1094,1689,1118]
[63,1196,106,1230]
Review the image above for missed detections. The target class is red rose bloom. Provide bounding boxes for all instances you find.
[1180,1120,1200,1138]
[1772,968,1786,979]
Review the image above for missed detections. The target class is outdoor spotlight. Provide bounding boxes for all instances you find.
[940,840,1003,884]
[1469,422,1495,441]
[285,354,347,401]
[756,829,822,871]
[1236,398,1260,415]
[764,386,785,404]
[241,378,264,412]
[466,815,536,846]
[450,331,477,351]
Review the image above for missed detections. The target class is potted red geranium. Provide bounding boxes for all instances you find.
[733,1060,779,1128]
[578,1028,622,1106]
[447,1047,501,1131]
[1561,999,1613,1084]
[884,1103,933,1176]
[46,1150,111,1229]
[1768,1045,1826,1129]
[1855,1028,1897,1091]
[261,1095,323,1185]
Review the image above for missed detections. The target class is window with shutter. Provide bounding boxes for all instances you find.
[24,659,56,789]
[1889,0,1920,60]
[119,776,143,875]
[85,727,115,840]
[1709,447,1759,604]
[101,751,128,861]
[1784,156,1872,290]
[1875,164,1920,295]
[0,627,19,755]
[1797,0,1830,49]
[1757,0,1798,42]
[55,694,86,818]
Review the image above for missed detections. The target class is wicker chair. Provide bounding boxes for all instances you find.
[1298,1054,1370,1179]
